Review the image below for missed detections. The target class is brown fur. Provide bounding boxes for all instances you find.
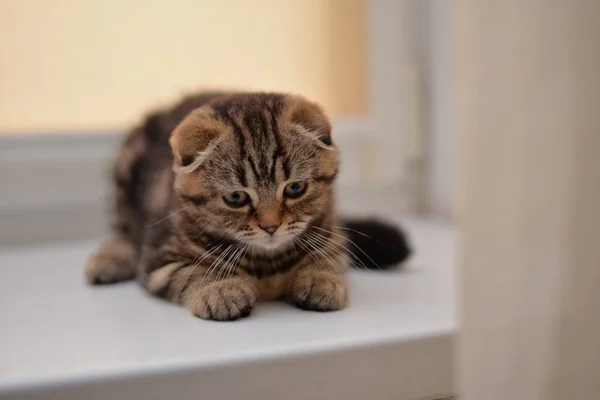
[85,238,136,284]
[86,92,351,321]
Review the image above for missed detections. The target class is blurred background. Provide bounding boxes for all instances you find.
[2,1,600,399]
[1,0,369,131]
[0,0,454,245]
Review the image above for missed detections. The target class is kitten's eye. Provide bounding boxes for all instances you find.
[284,181,308,199]
[223,191,250,208]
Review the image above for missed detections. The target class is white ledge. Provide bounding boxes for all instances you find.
[0,218,456,400]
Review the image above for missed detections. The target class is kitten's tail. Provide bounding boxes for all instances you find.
[339,218,412,270]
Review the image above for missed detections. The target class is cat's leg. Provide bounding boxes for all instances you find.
[287,250,350,312]
[85,129,146,285]
[142,247,258,321]
[85,237,136,284]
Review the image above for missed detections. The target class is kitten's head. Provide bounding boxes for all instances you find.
[169,93,338,252]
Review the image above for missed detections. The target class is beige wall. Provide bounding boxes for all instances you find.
[0,0,366,132]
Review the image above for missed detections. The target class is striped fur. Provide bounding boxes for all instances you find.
[85,92,351,321]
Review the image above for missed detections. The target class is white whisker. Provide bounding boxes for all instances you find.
[313,226,381,270]
[296,236,329,271]
[175,242,223,301]
[200,244,235,287]
[304,233,346,275]
[308,230,373,270]
[333,225,399,249]
[145,206,190,228]
[216,246,242,282]
[227,243,248,282]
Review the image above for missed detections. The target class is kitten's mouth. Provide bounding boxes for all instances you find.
[249,233,296,251]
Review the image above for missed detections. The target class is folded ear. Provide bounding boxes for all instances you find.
[285,96,334,150]
[169,107,225,173]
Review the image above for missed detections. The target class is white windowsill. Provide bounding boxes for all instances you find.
[0,217,455,400]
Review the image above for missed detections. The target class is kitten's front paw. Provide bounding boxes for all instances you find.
[288,270,348,312]
[188,278,257,321]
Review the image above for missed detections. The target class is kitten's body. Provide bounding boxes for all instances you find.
[86,92,410,321]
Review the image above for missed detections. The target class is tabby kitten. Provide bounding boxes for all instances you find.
[85,92,410,321]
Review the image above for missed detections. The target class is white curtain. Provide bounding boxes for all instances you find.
[456,1,600,399]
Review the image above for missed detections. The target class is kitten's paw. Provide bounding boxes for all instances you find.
[188,278,257,321]
[85,239,136,285]
[288,270,348,312]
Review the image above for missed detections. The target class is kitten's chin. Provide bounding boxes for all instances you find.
[249,234,295,251]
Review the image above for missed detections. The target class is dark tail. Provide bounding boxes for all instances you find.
[340,218,412,270]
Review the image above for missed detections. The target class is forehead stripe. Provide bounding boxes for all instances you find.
[235,165,248,187]
[269,103,285,181]
[247,156,261,182]
[282,156,291,180]
[215,105,247,159]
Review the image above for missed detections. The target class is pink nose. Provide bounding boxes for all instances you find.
[259,224,280,235]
